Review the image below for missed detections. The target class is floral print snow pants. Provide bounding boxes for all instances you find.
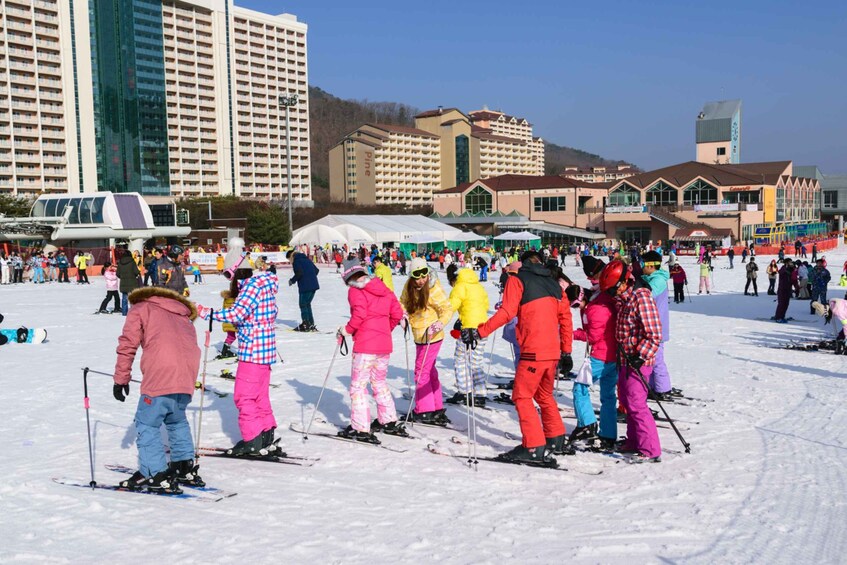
[349,353,397,432]
[453,337,488,395]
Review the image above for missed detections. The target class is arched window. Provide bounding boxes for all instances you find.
[465,186,492,214]
[645,181,678,206]
[608,183,641,207]
[683,180,717,205]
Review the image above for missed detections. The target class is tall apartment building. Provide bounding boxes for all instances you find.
[0,0,310,202]
[330,106,545,205]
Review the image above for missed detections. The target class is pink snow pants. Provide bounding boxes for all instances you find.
[234,361,277,442]
[350,353,397,432]
[414,340,443,414]
[699,275,711,293]
[619,364,661,458]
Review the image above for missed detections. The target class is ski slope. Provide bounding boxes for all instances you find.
[1,249,846,564]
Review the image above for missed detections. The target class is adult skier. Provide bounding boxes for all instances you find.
[744,256,759,296]
[640,251,674,399]
[766,259,779,295]
[399,257,454,425]
[468,251,573,465]
[773,258,794,323]
[670,263,687,303]
[157,245,189,297]
[196,249,281,455]
[112,286,202,493]
[809,259,831,313]
[116,246,141,315]
[372,255,394,292]
[599,259,663,462]
[445,263,490,407]
[286,249,320,332]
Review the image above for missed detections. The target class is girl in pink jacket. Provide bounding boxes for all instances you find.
[98,262,120,313]
[337,266,407,443]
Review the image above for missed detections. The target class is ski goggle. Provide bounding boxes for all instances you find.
[410,267,429,279]
[642,261,661,268]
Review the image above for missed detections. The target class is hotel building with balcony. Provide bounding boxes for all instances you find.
[561,164,636,183]
[329,106,545,205]
[0,0,310,207]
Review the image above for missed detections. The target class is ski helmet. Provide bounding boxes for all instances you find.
[168,244,184,259]
[598,260,629,294]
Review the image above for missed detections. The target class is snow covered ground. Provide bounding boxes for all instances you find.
[2,248,846,564]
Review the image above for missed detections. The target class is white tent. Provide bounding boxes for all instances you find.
[289,224,346,247]
[333,224,374,245]
[511,231,542,241]
[447,231,485,242]
[492,231,519,240]
[292,214,461,246]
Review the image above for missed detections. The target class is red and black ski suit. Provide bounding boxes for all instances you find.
[478,262,573,448]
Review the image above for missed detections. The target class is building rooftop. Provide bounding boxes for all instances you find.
[698,99,742,121]
[414,107,466,119]
[437,174,605,194]
[611,160,793,190]
[364,123,440,138]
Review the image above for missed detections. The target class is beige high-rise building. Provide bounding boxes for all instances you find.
[330,106,545,205]
[0,0,310,205]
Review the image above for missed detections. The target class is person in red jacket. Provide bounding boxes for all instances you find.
[599,260,662,462]
[466,251,573,466]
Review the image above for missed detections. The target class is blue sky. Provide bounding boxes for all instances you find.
[239,0,846,173]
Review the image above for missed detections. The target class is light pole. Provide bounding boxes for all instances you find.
[279,94,299,233]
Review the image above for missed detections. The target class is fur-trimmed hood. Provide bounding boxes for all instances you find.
[128,286,198,320]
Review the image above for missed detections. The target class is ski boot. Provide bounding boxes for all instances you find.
[306,324,319,333]
[669,387,684,398]
[594,436,618,453]
[473,395,486,409]
[545,434,575,456]
[625,453,662,464]
[649,390,674,402]
[118,470,148,491]
[567,422,598,445]
[226,434,265,456]
[220,368,234,380]
[169,459,205,487]
[338,425,380,444]
[292,322,309,332]
[373,419,409,437]
[433,409,451,426]
[445,392,469,406]
[497,445,558,468]
[409,411,438,425]
[217,344,236,359]
[146,468,183,494]
[16,327,28,343]
[836,340,846,355]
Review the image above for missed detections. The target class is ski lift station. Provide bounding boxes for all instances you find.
[0,193,190,251]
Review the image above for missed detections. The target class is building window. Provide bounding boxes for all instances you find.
[645,181,678,207]
[717,147,726,156]
[465,186,492,214]
[534,196,566,212]
[455,134,469,185]
[823,191,838,209]
[683,180,717,205]
[608,183,641,207]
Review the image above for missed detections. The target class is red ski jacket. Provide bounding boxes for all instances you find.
[478,262,572,361]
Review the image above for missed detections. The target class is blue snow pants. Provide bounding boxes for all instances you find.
[572,357,618,440]
[134,393,193,477]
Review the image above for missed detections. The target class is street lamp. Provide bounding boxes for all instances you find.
[278,94,299,233]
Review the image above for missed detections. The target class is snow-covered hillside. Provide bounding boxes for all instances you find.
[1,249,845,564]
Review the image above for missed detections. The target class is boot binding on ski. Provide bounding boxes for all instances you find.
[497,445,558,468]
[169,460,205,487]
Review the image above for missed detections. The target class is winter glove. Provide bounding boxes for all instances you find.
[288,278,295,286]
[428,321,443,337]
[183,288,190,297]
[336,326,351,338]
[450,319,462,340]
[626,354,645,370]
[399,317,409,330]
[196,304,212,319]
[113,383,130,402]
[0,313,3,324]
[460,328,480,348]
[558,353,573,375]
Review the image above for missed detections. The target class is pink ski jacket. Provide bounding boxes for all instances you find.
[345,277,404,355]
[573,289,618,363]
[114,287,200,397]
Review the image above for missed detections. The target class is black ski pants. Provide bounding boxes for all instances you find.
[100,290,120,312]
[673,282,685,303]
[768,277,776,294]
[745,278,758,295]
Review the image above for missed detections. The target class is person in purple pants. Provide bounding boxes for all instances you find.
[640,251,674,398]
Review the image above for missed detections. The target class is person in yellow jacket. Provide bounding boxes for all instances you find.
[217,290,238,358]
[74,251,91,284]
[445,263,490,406]
[400,257,454,425]
[372,255,394,292]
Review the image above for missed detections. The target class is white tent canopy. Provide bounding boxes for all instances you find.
[403,233,443,244]
[289,224,346,247]
[292,215,462,246]
[446,231,485,242]
[511,231,542,241]
[492,231,519,240]
[332,223,375,245]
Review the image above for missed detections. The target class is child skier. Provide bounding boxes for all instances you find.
[217,288,237,359]
[670,263,687,303]
[445,263,491,407]
[112,287,202,493]
[399,257,454,425]
[196,243,281,455]
[98,262,120,313]
[640,251,675,400]
[698,260,712,294]
[337,265,407,442]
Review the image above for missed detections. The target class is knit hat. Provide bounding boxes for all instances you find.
[582,255,605,279]
[342,265,367,284]
[640,250,662,266]
[223,237,250,279]
[409,257,428,274]
[506,261,522,273]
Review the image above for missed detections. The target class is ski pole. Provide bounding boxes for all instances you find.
[486,331,497,380]
[403,322,411,401]
[82,368,96,489]
[685,281,693,302]
[465,343,479,471]
[303,335,348,439]
[628,359,691,454]
[195,311,213,455]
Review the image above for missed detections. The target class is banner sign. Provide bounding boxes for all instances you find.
[189,252,289,266]
[693,203,738,212]
[606,205,646,214]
